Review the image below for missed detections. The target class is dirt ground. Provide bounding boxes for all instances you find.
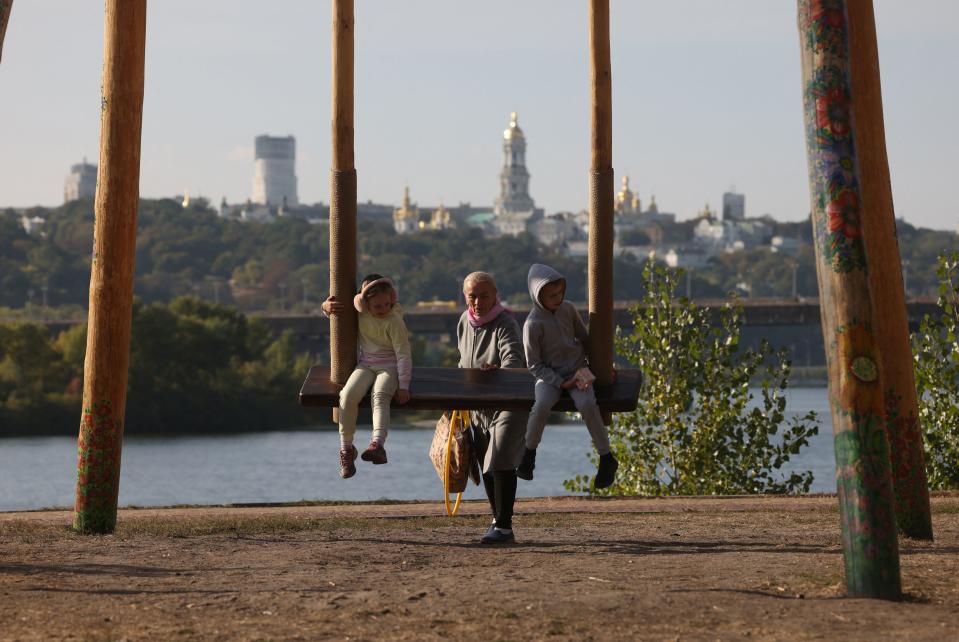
[1,495,958,642]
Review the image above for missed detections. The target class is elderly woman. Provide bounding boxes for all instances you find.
[458,271,527,544]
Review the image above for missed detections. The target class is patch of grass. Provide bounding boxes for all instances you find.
[117,512,599,538]
[3,498,954,542]
[0,512,620,541]
[0,520,78,540]
[795,569,843,589]
[116,514,478,538]
[930,501,959,514]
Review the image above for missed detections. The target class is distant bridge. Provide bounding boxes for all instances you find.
[253,298,940,340]
[253,298,940,368]
[17,298,941,369]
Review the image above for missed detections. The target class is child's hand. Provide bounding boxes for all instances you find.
[322,296,345,316]
[561,378,578,390]
[480,363,499,371]
[394,389,410,405]
[574,367,596,390]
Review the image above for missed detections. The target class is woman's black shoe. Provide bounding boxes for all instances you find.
[594,452,619,489]
[481,528,515,544]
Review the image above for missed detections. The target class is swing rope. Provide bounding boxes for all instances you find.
[443,410,469,516]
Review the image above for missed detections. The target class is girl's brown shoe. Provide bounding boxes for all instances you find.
[339,445,358,478]
[361,441,388,465]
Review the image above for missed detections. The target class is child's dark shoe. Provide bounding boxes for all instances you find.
[482,520,497,540]
[361,440,388,465]
[594,452,618,489]
[481,527,515,544]
[516,448,536,481]
[339,445,358,478]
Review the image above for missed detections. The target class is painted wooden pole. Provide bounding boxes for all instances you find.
[797,0,901,599]
[74,0,147,535]
[329,0,357,387]
[0,0,13,64]
[846,0,933,541]
[587,0,614,389]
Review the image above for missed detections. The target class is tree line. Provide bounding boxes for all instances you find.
[0,297,317,436]
[3,199,957,317]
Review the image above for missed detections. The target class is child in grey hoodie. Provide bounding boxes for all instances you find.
[518,263,618,489]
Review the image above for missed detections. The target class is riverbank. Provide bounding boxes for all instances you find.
[0,411,839,511]
[2,494,957,641]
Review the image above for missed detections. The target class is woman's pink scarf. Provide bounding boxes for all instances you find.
[467,300,508,328]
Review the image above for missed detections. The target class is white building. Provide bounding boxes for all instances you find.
[530,213,579,246]
[770,235,803,255]
[252,135,298,206]
[664,247,712,269]
[240,204,276,223]
[20,214,46,236]
[694,217,771,252]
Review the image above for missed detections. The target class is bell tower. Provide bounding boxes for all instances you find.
[494,112,535,217]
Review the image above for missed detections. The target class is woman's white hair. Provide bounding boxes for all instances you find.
[463,271,497,291]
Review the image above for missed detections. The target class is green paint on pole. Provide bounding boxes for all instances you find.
[798,0,902,599]
[74,399,123,534]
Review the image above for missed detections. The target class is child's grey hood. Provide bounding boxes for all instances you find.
[527,263,565,310]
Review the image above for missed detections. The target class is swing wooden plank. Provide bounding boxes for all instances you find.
[298,366,641,412]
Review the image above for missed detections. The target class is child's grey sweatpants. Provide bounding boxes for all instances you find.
[525,380,611,455]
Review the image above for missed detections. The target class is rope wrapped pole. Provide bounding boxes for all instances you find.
[587,0,614,390]
[74,0,147,535]
[797,0,901,598]
[329,0,357,387]
[846,0,933,541]
[0,0,13,64]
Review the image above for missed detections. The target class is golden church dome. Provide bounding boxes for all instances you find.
[617,176,634,204]
[393,185,418,220]
[503,111,525,140]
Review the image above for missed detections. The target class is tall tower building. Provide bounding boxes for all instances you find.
[251,135,298,206]
[722,191,745,221]
[64,159,97,202]
[493,112,538,236]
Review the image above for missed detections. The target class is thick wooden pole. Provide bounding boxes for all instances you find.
[74,0,146,534]
[0,0,13,64]
[797,0,901,598]
[587,0,614,388]
[329,0,357,386]
[846,0,933,540]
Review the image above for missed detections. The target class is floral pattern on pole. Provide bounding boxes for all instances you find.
[74,399,123,533]
[804,65,866,274]
[799,0,901,599]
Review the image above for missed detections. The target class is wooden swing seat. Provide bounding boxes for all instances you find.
[298,365,642,412]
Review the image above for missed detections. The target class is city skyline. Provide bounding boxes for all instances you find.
[1,1,957,228]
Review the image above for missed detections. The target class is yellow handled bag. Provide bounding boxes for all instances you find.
[428,410,476,516]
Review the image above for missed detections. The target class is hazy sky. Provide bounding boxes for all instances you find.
[2,1,957,229]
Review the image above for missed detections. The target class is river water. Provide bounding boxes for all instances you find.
[0,388,834,512]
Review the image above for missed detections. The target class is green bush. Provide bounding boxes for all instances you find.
[912,253,959,489]
[566,263,819,496]
[0,297,321,436]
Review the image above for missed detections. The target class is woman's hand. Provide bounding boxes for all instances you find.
[394,389,410,405]
[480,363,499,371]
[561,378,578,390]
[321,296,345,316]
